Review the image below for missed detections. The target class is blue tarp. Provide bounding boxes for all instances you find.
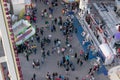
[97,65,108,75]
[73,16,108,76]
[73,16,93,58]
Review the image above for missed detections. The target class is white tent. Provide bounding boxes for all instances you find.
[99,43,114,65]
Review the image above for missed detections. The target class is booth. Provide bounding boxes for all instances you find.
[99,43,114,65]
[12,19,35,45]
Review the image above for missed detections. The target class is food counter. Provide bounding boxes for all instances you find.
[12,19,35,45]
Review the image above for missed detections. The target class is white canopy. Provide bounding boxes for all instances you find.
[99,43,114,65]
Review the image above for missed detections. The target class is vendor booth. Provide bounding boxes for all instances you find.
[12,19,35,45]
[99,43,114,65]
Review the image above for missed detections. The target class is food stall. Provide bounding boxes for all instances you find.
[99,43,114,65]
[12,19,35,45]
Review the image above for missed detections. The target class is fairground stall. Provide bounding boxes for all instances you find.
[12,19,35,45]
[99,43,115,65]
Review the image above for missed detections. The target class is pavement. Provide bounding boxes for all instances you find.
[0,0,111,80]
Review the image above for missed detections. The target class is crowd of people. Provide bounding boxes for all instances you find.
[14,0,101,80]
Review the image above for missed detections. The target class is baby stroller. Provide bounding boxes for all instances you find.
[32,59,40,69]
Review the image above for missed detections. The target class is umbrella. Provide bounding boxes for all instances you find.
[114,32,120,40]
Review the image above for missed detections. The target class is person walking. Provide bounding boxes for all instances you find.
[80,59,83,66]
[33,73,36,80]
[57,61,60,67]
[47,50,50,56]
[31,44,37,54]
[74,52,77,58]
[53,24,56,32]
[40,28,44,35]
[54,17,57,24]
[88,68,92,74]
[77,58,80,64]
[42,50,46,59]
[65,66,69,75]
[25,53,29,61]
[36,35,40,43]
[49,7,53,14]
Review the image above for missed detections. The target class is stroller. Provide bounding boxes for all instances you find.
[32,59,40,69]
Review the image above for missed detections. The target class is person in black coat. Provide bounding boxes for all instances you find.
[77,58,80,64]
[74,52,77,58]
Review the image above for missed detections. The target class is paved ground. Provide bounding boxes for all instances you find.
[0,0,111,80]
[17,0,110,80]
[0,40,5,57]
